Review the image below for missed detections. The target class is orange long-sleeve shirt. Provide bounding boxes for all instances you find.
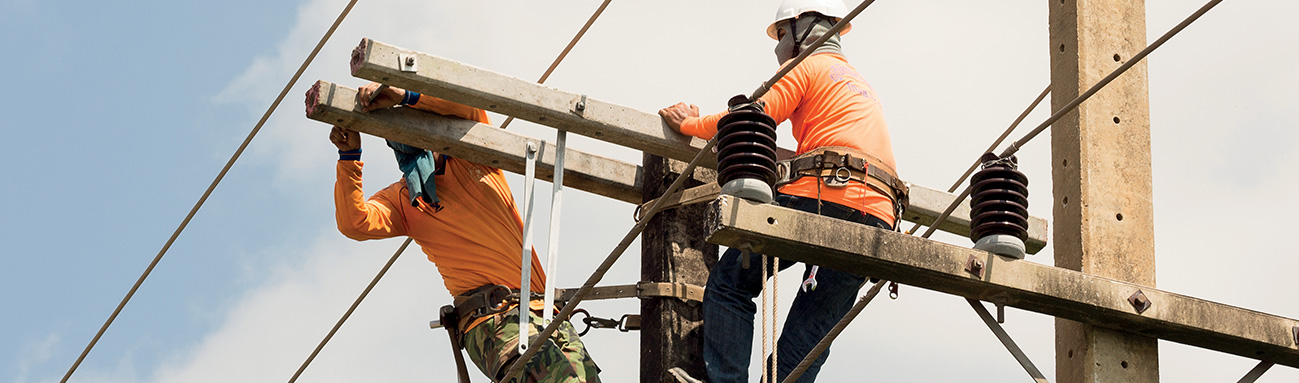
[680,52,897,223]
[334,95,546,298]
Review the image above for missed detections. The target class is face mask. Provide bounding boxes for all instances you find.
[772,16,843,65]
[774,22,797,64]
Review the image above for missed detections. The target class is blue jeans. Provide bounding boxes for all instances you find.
[703,194,892,383]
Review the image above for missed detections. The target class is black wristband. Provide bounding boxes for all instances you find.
[339,149,362,161]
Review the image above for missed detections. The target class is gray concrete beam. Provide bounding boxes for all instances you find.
[705,195,1299,368]
[305,80,643,204]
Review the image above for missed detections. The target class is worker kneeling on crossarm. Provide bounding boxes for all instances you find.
[658,1,906,382]
[329,82,600,383]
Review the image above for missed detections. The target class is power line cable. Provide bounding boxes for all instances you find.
[920,0,1223,240]
[288,238,412,383]
[904,85,1050,235]
[58,1,361,382]
[498,0,612,130]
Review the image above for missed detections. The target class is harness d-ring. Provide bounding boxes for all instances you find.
[833,167,852,183]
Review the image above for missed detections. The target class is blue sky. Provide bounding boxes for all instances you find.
[0,0,305,381]
[3,0,1299,382]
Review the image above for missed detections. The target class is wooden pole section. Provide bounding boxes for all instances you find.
[640,155,716,383]
[1049,1,1158,381]
[705,195,1299,369]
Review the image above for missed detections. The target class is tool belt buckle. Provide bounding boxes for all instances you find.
[823,166,853,188]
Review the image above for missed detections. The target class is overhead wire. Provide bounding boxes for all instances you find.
[497,0,612,131]
[287,238,413,383]
[783,0,1227,381]
[58,1,361,382]
[904,85,1050,235]
[502,0,881,379]
[919,0,1224,240]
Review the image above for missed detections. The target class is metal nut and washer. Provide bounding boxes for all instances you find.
[964,255,985,278]
[1128,290,1152,314]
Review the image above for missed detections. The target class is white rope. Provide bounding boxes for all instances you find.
[771,256,779,383]
[760,254,770,383]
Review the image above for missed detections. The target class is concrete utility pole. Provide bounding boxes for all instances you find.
[640,154,716,383]
[1049,1,1158,382]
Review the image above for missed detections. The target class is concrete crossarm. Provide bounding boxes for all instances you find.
[350,38,718,168]
[705,195,1299,368]
[305,80,643,204]
[347,38,1048,252]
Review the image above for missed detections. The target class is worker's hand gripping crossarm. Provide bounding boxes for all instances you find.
[658,102,700,133]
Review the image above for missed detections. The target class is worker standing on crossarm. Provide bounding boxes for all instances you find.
[329,82,601,383]
[659,1,905,382]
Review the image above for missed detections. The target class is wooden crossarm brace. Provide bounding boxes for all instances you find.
[705,195,1299,368]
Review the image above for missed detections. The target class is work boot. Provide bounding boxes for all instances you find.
[668,367,705,383]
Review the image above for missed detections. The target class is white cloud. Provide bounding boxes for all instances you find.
[173,0,1299,382]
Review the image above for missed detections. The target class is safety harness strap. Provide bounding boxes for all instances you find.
[437,305,472,383]
[776,146,910,226]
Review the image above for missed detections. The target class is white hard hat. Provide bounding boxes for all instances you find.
[766,0,852,40]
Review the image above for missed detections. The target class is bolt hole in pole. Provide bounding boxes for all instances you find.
[1113,116,1121,124]
[1121,361,1129,369]
[1116,213,1124,221]
[1113,53,1122,62]
[767,217,778,225]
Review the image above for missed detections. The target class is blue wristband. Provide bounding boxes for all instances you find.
[339,149,362,161]
[401,90,421,106]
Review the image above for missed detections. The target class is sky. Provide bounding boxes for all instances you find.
[2,0,1297,382]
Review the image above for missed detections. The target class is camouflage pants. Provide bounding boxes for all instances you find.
[462,308,601,383]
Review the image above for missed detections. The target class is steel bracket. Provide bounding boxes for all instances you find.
[399,53,418,73]
[964,254,985,278]
[1128,290,1152,314]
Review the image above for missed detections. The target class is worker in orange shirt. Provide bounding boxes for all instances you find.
[658,1,905,382]
[329,82,600,383]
